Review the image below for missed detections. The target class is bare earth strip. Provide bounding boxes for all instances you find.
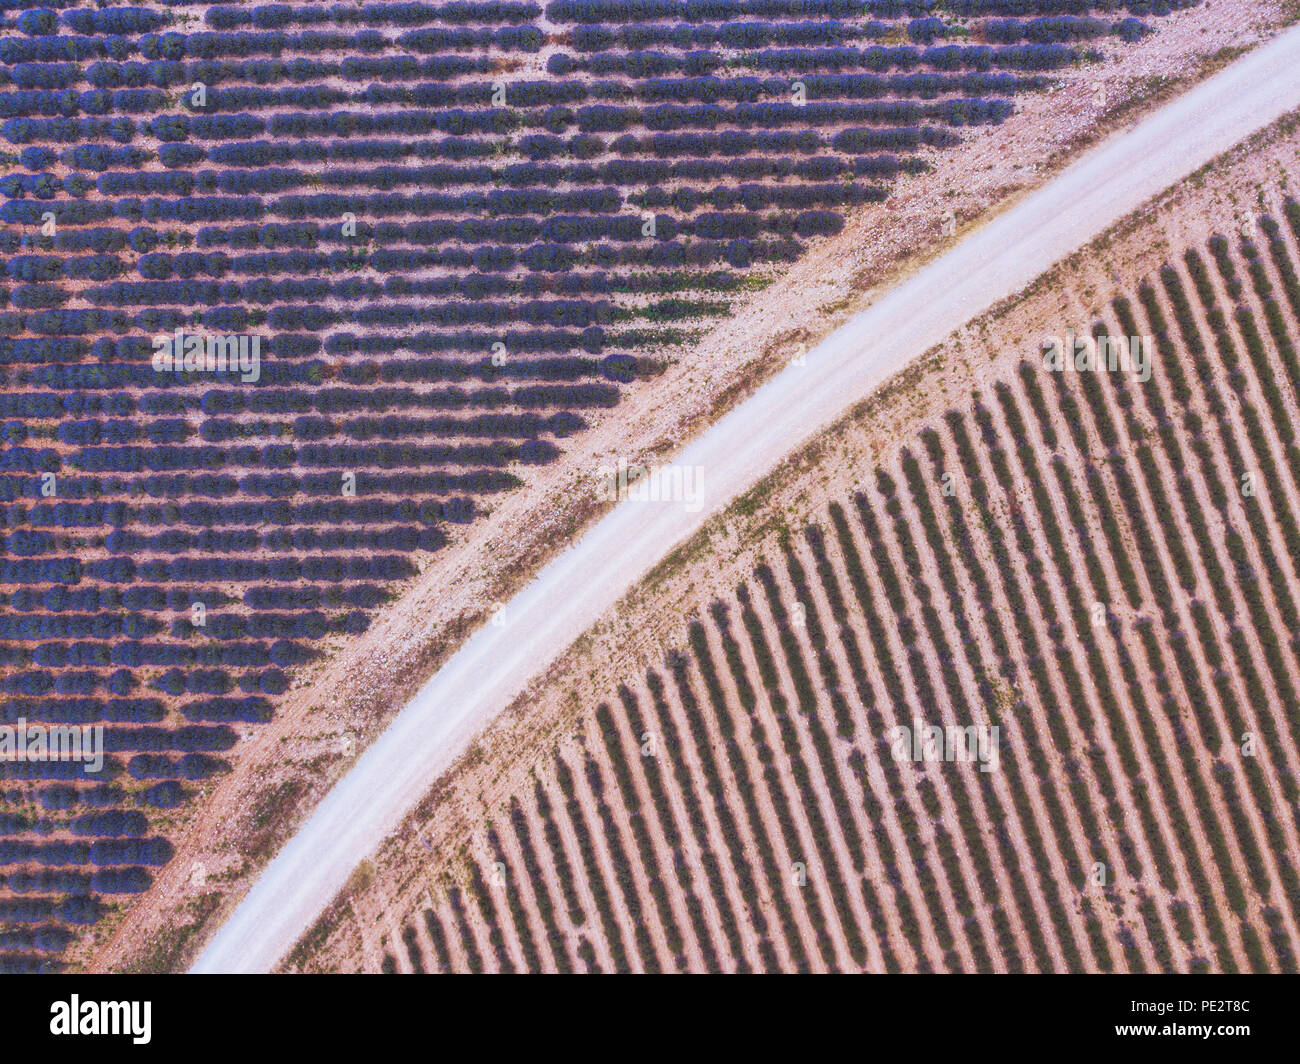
[192,27,1300,973]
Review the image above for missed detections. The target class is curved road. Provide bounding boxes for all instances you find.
[193,25,1300,973]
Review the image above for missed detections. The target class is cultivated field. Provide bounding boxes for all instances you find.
[0,0,1286,973]
[289,122,1300,973]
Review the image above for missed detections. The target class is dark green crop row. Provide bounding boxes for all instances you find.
[644,665,759,969]
[467,856,517,972]
[485,828,544,971]
[605,691,723,971]
[847,489,998,971]
[900,442,1082,971]
[729,584,845,968]
[579,755,664,971]
[801,525,911,971]
[400,923,425,973]
[446,885,486,974]
[423,906,455,972]
[531,779,587,931]
[944,408,1115,896]
[1033,339,1256,970]
[871,469,1030,970]
[553,754,634,972]
[594,699,701,970]
[754,559,871,965]
[507,796,575,972]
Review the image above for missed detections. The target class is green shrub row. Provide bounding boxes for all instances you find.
[580,755,665,971]
[644,665,761,969]
[400,923,425,974]
[728,585,845,968]
[507,795,576,972]
[801,522,931,971]
[422,905,456,973]
[902,441,1082,971]
[468,857,517,973]
[446,885,486,974]
[485,828,544,971]
[845,490,997,972]
[1040,341,1256,968]
[871,468,1032,970]
[552,754,634,972]
[531,779,589,930]
[598,696,721,971]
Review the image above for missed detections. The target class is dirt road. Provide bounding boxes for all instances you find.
[191,24,1300,973]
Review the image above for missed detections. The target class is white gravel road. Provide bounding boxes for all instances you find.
[192,25,1300,973]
